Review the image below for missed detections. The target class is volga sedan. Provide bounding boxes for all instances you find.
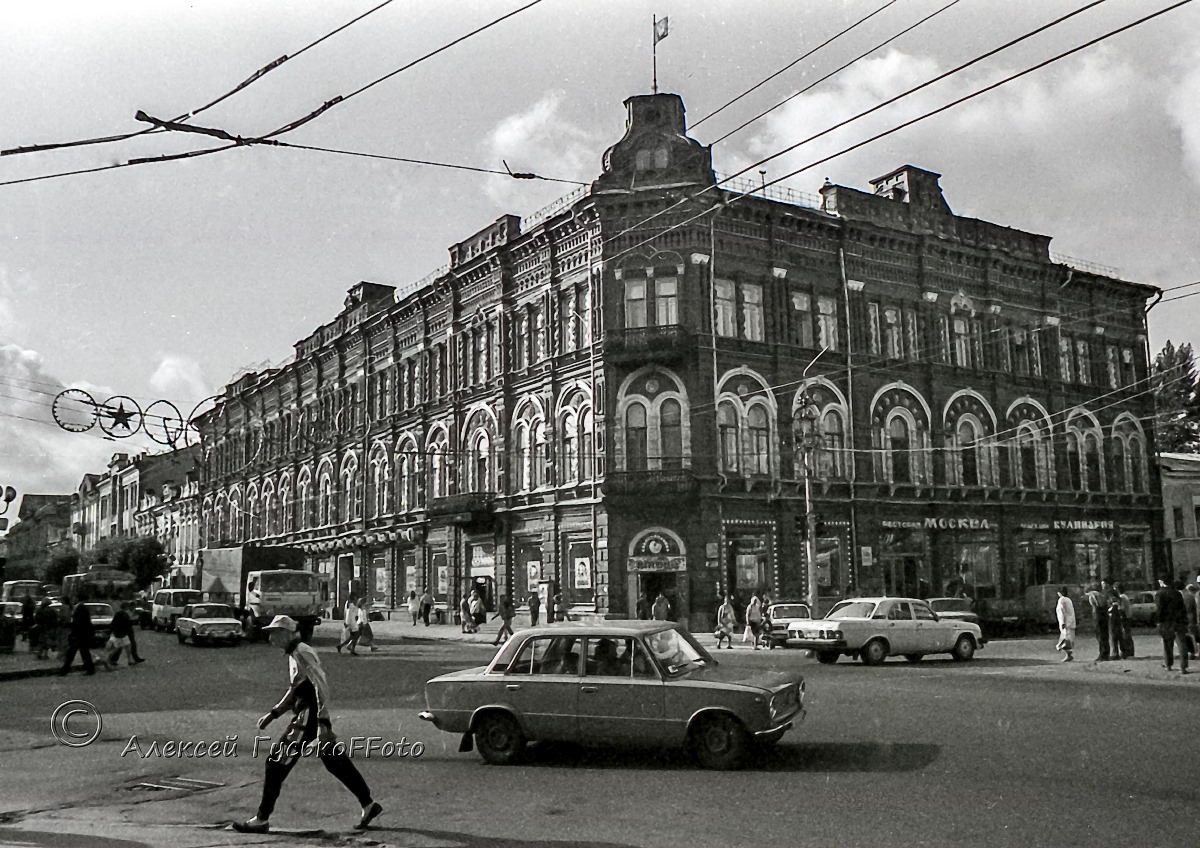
[787,597,985,665]
[175,603,242,646]
[420,621,805,770]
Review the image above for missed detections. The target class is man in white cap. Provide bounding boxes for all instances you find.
[233,615,383,834]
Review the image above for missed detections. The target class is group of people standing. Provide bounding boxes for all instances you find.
[713,590,771,650]
[335,597,378,655]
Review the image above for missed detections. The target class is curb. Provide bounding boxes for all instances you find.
[0,666,61,682]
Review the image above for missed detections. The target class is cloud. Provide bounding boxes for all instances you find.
[0,343,138,502]
[148,354,209,407]
[481,91,597,212]
[1166,38,1200,185]
[0,264,36,337]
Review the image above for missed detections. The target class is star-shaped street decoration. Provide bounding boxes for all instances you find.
[99,395,143,438]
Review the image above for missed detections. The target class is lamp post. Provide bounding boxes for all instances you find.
[794,348,827,613]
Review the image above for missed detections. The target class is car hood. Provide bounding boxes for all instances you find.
[684,663,800,692]
[187,617,241,627]
[428,665,491,684]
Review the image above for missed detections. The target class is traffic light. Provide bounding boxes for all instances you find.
[814,515,827,536]
[794,514,806,540]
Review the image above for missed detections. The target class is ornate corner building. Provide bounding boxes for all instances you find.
[194,92,1163,629]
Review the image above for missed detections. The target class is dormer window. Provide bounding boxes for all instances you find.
[634,147,669,171]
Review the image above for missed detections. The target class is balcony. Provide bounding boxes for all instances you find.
[605,470,698,501]
[427,492,497,525]
[604,325,694,364]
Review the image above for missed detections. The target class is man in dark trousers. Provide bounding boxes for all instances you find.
[1087,583,1110,661]
[1155,577,1190,674]
[527,592,540,627]
[57,595,111,675]
[234,615,383,834]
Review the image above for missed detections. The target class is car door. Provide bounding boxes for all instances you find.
[576,637,665,745]
[912,601,949,651]
[882,601,918,652]
[500,635,580,741]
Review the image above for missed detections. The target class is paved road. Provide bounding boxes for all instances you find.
[1,627,1195,848]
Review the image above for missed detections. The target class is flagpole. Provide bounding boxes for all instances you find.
[652,15,658,94]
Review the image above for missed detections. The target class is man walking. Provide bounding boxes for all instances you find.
[57,595,111,675]
[1054,587,1076,662]
[1086,583,1110,661]
[491,595,515,646]
[419,588,434,627]
[234,615,383,834]
[337,598,361,655]
[1155,577,1190,674]
[527,592,540,627]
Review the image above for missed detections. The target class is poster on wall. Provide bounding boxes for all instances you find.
[436,566,449,595]
[375,567,389,596]
[527,563,540,593]
[574,557,592,589]
[405,565,417,591]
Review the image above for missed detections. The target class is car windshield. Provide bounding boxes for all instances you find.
[191,605,233,619]
[770,604,809,619]
[930,599,970,613]
[84,603,114,617]
[827,601,878,619]
[644,627,711,676]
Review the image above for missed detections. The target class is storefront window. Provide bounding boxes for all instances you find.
[876,529,928,599]
[1116,532,1151,588]
[727,532,768,601]
[815,534,845,601]
[1012,533,1054,597]
[938,533,1000,600]
[1070,540,1109,587]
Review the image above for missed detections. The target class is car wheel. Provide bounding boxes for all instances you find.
[474,713,525,766]
[815,650,839,665]
[904,654,923,663]
[690,713,750,771]
[860,639,889,666]
[951,635,976,662]
[176,630,186,644]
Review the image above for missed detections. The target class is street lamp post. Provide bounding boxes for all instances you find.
[794,348,827,614]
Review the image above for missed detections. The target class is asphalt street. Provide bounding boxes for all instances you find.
[0,626,1195,848]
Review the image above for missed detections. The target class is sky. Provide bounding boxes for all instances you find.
[2,0,1199,523]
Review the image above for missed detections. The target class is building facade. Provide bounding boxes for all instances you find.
[1160,453,1200,583]
[1,494,73,579]
[196,92,1164,630]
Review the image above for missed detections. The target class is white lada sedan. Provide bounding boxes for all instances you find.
[787,597,985,666]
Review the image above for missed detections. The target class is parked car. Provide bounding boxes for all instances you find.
[175,603,242,646]
[419,621,806,770]
[764,601,811,649]
[927,597,984,630]
[151,589,203,631]
[83,602,117,648]
[129,598,152,629]
[787,596,985,665]
[0,601,23,622]
[1125,590,1156,626]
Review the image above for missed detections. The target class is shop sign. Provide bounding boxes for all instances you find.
[1053,519,1114,531]
[632,531,682,557]
[924,517,992,530]
[881,520,924,530]
[1018,523,1051,531]
[628,555,687,573]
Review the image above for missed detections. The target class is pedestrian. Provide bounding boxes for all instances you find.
[1106,583,1128,660]
[1182,583,1199,660]
[55,599,72,659]
[459,594,475,633]
[34,598,57,660]
[1086,582,1110,661]
[1114,583,1135,659]
[20,594,34,646]
[57,595,112,675]
[356,599,378,653]
[746,591,764,650]
[1054,586,1076,662]
[469,589,486,628]
[107,601,136,667]
[651,591,671,621]
[492,595,515,645]
[407,590,420,626]
[1154,577,1190,674]
[715,594,737,650]
[528,592,540,627]
[635,594,651,620]
[419,587,434,626]
[337,598,361,655]
[233,615,383,834]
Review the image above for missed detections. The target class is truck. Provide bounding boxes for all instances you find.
[198,545,321,641]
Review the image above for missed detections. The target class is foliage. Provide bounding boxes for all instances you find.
[1153,341,1200,453]
[46,548,81,586]
[83,535,168,591]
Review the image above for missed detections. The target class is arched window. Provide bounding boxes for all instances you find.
[561,413,579,484]
[1066,438,1082,491]
[1130,436,1145,493]
[581,409,595,480]
[533,421,548,486]
[471,432,491,492]
[246,489,260,539]
[515,425,531,491]
[718,402,739,473]
[958,420,979,486]
[1084,432,1102,492]
[818,409,845,478]
[318,473,333,525]
[889,417,912,484]
[279,478,293,533]
[429,439,449,500]
[341,462,359,523]
[748,405,770,475]
[296,471,311,529]
[625,403,648,472]
[1112,438,1127,492]
[261,486,274,536]
[660,399,682,470]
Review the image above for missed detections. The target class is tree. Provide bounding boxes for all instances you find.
[1153,340,1200,453]
[83,535,168,591]
[46,548,81,587]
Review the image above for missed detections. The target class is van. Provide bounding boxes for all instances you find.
[152,589,203,631]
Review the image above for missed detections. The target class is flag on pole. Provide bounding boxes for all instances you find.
[654,16,669,44]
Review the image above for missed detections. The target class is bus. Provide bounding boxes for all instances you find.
[61,568,138,603]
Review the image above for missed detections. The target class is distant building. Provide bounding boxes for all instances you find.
[3,494,73,579]
[196,91,1164,629]
[1159,453,1200,583]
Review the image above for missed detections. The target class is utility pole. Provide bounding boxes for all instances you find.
[794,349,826,613]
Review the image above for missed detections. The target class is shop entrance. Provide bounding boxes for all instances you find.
[637,572,678,619]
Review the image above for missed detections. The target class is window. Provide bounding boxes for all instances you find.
[938,316,951,364]
[958,420,979,486]
[1059,336,1074,382]
[1030,330,1043,377]
[817,296,838,350]
[511,312,526,370]
[1016,427,1038,489]
[1083,433,1102,492]
[998,327,1012,373]
[1013,329,1029,376]
[818,410,845,478]
[1076,339,1091,386]
[532,422,548,487]
[561,413,579,484]
[656,277,678,325]
[884,307,902,359]
[743,283,764,341]
[1112,438,1127,492]
[1106,345,1119,389]
[660,399,682,470]
[714,280,736,337]
[533,307,547,361]
[789,291,813,347]
[474,330,487,383]
[1067,438,1082,491]
[748,405,770,475]
[889,417,912,484]
[1130,437,1144,493]
[515,425,531,491]
[625,404,648,472]
[867,303,881,355]
[625,280,647,328]
[905,311,919,361]
[718,402,739,473]
[1174,507,1185,538]
[471,433,491,492]
[507,636,579,676]
[953,318,971,368]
